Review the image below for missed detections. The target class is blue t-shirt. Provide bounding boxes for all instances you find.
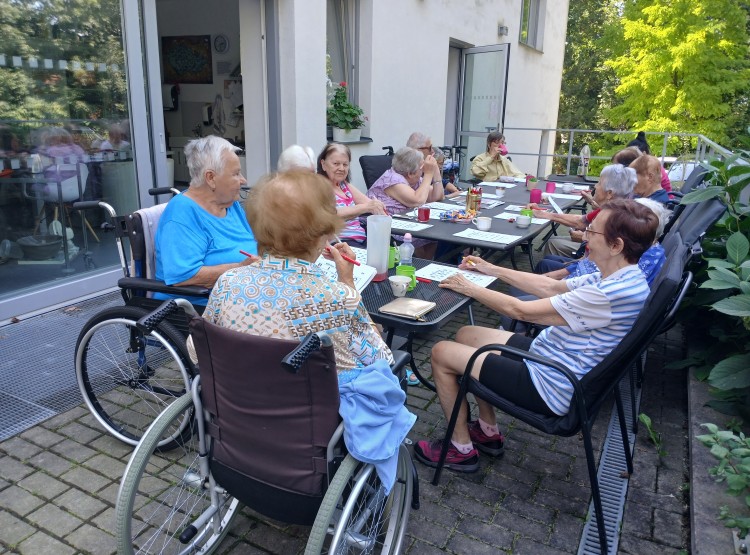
[155,194,257,304]
[567,243,666,285]
[639,188,670,204]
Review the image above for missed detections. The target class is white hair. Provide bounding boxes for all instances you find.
[599,163,637,198]
[406,132,430,149]
[277,145,316,172]
[634,197,670,237]
[185,135,241,187]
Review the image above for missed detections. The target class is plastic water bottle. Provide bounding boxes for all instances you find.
[399,233,414,265]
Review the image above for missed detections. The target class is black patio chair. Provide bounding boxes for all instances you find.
[430,243,692,555]
[359,153,394,190]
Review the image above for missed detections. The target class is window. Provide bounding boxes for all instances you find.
[520,0,545,51]
[326,0,359,102]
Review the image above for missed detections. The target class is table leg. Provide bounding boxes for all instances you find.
[405,332,437,392]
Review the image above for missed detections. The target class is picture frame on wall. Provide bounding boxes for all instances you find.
[162,35,213,84]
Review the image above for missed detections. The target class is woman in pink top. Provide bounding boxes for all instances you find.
[318,143,386,244]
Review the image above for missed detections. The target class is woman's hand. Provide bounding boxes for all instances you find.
[490,143,502,159]
[569,229,585,242]
[580,190,598,208]
[458,255,494,275]
[239,254,260,266]
[532,209,551,220]
[365,198,387,215]
[325,242,355,287]
[439,273,477,297]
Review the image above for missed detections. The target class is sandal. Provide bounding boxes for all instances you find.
[405,369,420,387]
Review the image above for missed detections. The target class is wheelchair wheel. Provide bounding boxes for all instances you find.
[305,445,413,554]
[75,305,195,450]
[116,393,240,555]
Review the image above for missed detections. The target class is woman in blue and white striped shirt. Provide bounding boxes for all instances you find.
[414,199,659,473]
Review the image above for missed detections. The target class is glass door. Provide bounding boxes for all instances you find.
[456,44,510,181]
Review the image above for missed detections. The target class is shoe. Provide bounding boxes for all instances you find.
[468,420,505,457]
[405,369,420,387]
[413,439,479,473]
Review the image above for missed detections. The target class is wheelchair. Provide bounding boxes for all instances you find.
[73,189,211,450]
[115,299,418,554]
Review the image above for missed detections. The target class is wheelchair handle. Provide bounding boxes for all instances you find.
[135,299,198,334]
[281,332,333,373]
[72,201,101,211]
[148,187,181,197]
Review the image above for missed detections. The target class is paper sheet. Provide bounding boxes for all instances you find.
[314,247,376,292]
[478,181,518,189]
[415,263,497,288]
[505,204,525,212]
[390,220,433,231]
[494,212,548,225]
[546,193,581,200]
[453,228,524,245]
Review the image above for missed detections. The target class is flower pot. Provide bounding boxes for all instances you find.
[332,127,362,142]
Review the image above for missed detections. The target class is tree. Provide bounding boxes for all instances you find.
[604,0,750,147]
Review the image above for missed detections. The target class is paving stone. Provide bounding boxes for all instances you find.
[90,506,116,531]
[445,531,500,555]
[493,507,550,542]
[403,539,448,555]
[548,512,585,552]
[512,536,573,555]
[17,471,70,500]
[652,507,685,547]
[19,427,65,449]
[49,439,97,464]
[0,510,36,547]
[0,485,44,516]
[26,503,84,537]
[64,523,116,554]
[56,421,103,445]
[441,490,496,522]
[59,465,111,493]
[500,494,556,524]
[55,487,108,520]
[0,455,34,482]
[413,499,461,528]
[17,531,76,555]
[81,453,126,481]
[94,482,120,505]
[239,521,305,554]
[456,518,515,550]
[40,406,88,430]
[532,488,588,519]
[222,540,272,555]
[87,435,135,460]
[406,514,453,549]
[0,437,43,460]
[618,532,683,554]
[27,450,74,476]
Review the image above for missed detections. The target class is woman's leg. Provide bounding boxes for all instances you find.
[456,325,515,349]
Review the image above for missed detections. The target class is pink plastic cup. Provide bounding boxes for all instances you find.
[529,188,542,204]
[545,182,556,193]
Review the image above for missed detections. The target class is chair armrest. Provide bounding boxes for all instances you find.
[118,277,211,298]
[390,350,411,375]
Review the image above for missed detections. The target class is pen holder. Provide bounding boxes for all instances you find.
[388,246,399,269]
[395,264,416,291]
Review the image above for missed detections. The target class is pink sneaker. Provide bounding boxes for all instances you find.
[468,420,505,457]
[414,439,479,473]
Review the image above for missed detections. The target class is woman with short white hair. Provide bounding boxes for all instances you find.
[277,144,315,172]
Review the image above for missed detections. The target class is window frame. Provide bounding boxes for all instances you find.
[519,0,546,52]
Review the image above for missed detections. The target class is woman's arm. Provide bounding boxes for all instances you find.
[531,209,587,230]
[336,183,386,218]
[439,274,567,326]
[173,257,257,288]
[470,153,491,179]
[458,255,570,298]
[385,178,434,208]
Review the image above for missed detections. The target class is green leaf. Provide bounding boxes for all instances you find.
[712,443,730,459]
[701,279,740,291]
[708,354,750,390]
[681,187,725,205]
[712,295,750,317]
[740,283,750,295]
[726,474,747,492]
[702,423,720,434]
[727,233,750,265]
[707,259,736,269]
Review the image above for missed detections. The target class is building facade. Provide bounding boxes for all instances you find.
[0,0,569,322]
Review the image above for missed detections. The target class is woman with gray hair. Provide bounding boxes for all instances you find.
[154,135,258,305]
[277,144,316,172]
[535,163,637,258]
[366,146,443,215]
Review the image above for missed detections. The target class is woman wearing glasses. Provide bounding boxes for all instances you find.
[413,199,658,472]
[154,135,258,304]
[470,131,525,182]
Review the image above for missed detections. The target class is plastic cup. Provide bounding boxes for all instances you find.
[516,215,532,228]
[417,205,431,222]
[529,189,542,204]
[545,182,556,193]
[387,246,399,269]
[395,264,416,291]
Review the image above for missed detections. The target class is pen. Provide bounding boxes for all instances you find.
[327,240,361,266]
[239,250,254,258]
[462,257,477,267]
[416,277,431,283]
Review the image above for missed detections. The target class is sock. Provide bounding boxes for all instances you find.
[451,439,474,454]
[479,417,499,438]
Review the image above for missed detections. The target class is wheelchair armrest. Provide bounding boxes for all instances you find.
[390,350,411,375]
[118,277,211,298]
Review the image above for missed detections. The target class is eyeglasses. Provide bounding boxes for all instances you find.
[418,145,433,151]
[583,225,604,237]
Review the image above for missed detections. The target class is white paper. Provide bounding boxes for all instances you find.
[478,181,517,189]
[415,264,497,288]
[505,204,525,212]
[390,220,433,231]
[494,212,548,225]
[453,228,524,245]
[426,201,466,211]
[547,196,564,214]
[547,193,581,200]
[456,190,505,200]
[572,185,591,191]
[315,247,376,292]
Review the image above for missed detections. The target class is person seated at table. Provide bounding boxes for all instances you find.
[154,135,258,305]
[277,144,316,172]
[367,146,443,258]
[631,155,670,204]
[318,143,386,245]
[470,131,525,182]
[614,145,671,193]
[433,146,460,196]
[100,123,130,152]
[538,163,636,258]
[199,170,415,487]
[413,199,659,472]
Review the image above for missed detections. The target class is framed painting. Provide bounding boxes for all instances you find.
[162,35,213,84]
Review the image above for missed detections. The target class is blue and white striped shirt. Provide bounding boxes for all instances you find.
[527,265,649,415]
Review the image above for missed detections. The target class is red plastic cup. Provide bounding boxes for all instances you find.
[545,182,556,193]
[529,188,542,204]
[417,205,431,222]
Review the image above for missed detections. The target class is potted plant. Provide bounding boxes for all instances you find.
[327,82,365,142]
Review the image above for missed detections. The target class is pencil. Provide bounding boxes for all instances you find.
[462,257,477,267]
[416,277,431,283]
[239,250,254,258]
[332,236,361,266]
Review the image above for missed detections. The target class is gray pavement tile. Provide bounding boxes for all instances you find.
[445,531,504,555]
[26,503,84,537]
[17,470,70,500]
[532,489,588,519]
[64,523,116,555]
[441,489,496,521]
[56,421,103,445]
[19,427,65,449]
[653,507,687,548]
[59,465,112,494]
[48,438,97,464]
[512,536,574,555]
[0,510,36,547]
[620,501,652,538]
[484,471,535,500]
[405,515,453,549]
[87,435,134,460]
[618,532,685,554]
[55,488,108,520]
[26,450,74,477]
[17,531,76,555]
[90,506,116,532]
[81,453,127,481]
[548,512,585,552]
[0,455,34,482]
[500,494,556,525]
[0,437,43,460]
[238,521,305,554]
[39,406,88,430]
[221,540,272,555]
[94,482,120,506]
[456,518,515,550]
[412,499,461,528]
[492,508,551,542]
[0,485,45,516]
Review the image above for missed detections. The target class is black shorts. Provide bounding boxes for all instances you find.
[478,334,556,416]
